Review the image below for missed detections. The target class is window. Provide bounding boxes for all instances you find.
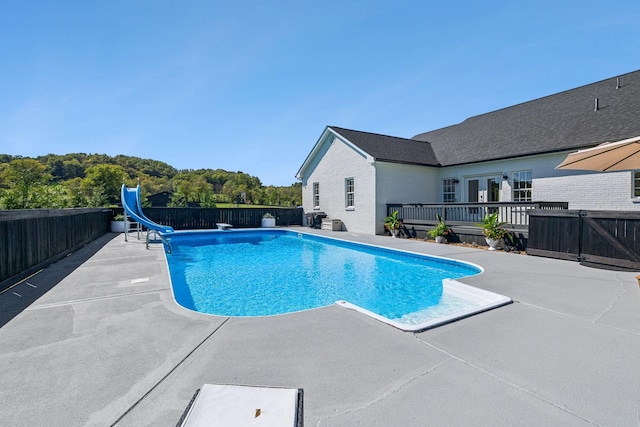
[312,182,320,208]
[512,170,532,201]
[488,177,500,202]
[345,177,354,208]
[634,170,640,198]
[442,178,457,203]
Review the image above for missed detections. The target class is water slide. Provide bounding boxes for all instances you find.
[121,184,174,234]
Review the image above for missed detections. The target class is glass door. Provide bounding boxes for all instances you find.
[486,177,500,203]
[467,176,501,203]
[466,175,501,220]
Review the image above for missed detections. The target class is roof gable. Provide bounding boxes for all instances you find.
[329,127,440,166]
[296,126,439,180]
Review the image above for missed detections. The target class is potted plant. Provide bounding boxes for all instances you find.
[110,213,126,233]
[261,213,276,228]
[476,212,512,250]
[427,215,452,243]
[384,210,401,237]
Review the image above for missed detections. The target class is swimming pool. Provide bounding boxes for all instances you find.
[164,229,511,331]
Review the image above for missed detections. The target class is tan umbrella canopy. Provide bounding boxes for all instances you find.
[556,135,640,171]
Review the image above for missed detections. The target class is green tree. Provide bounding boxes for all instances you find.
[280,182,302,206]
[1,158,50,208]
[82,164,128,206]
[63,178,88,207]
[139,175,172,200]
[32,183,72,208]
[205,169,232,193]
[0,152,303,209]
[63,159,85,180]
[221,171,263,204]
[169,172,214,207]
[262,186,279,206]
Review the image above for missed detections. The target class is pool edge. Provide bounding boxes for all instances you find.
[163,228,512,331]
[335,278,513,332]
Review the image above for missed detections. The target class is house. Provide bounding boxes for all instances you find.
[296,70,640,235]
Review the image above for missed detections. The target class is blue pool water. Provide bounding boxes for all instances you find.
[165,230,482,322]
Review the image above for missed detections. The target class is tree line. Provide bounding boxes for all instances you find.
[0,153,302,209]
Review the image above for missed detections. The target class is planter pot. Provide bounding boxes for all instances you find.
[435,236,446,244]
[110,220,126,233]
[261,218,276,228]
[485,237,500,251]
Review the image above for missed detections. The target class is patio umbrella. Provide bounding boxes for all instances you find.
[556,135,640,171]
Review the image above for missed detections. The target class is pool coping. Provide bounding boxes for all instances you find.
[336,278,513,332]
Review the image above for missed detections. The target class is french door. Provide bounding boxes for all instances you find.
[466,176,501,219]
[467,176,501,203]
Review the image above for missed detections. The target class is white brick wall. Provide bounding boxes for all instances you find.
[300,140,640,236]
[535,171,640,210]
[375,162,438,234]
[439,153,640,210]
[300,136,376,234]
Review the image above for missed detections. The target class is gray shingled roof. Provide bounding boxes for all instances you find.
[413,70,640,166]
[327,71,640,168]
[328,126,440,166]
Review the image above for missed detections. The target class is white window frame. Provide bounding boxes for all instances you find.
[633,170,640,200]
[312,182,320,209]
[442,178,457,203]
[512,170,532,202]
[345,177,354,209]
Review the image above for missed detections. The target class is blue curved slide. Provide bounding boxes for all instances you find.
[121,184,174,234]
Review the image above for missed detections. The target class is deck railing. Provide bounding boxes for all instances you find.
[386,202,568,228]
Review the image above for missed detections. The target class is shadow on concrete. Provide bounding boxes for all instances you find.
[0,233,118,328]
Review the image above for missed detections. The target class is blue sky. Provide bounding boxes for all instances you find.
[1,1,639,186]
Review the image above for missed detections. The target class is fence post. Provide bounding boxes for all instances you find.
[577,210,586,263]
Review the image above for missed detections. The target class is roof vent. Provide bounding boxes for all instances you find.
[616,76,621,89]
[594,97,599,111]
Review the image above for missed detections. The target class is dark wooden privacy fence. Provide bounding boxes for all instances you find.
[528,210,640,270]
[122,207,304,230]
[0,208,110,291]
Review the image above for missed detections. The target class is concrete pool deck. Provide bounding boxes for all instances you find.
[1,227,639,426]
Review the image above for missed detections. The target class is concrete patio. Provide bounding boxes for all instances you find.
[1,227,639,426]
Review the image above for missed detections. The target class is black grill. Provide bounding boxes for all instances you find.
[305,212,327,228]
